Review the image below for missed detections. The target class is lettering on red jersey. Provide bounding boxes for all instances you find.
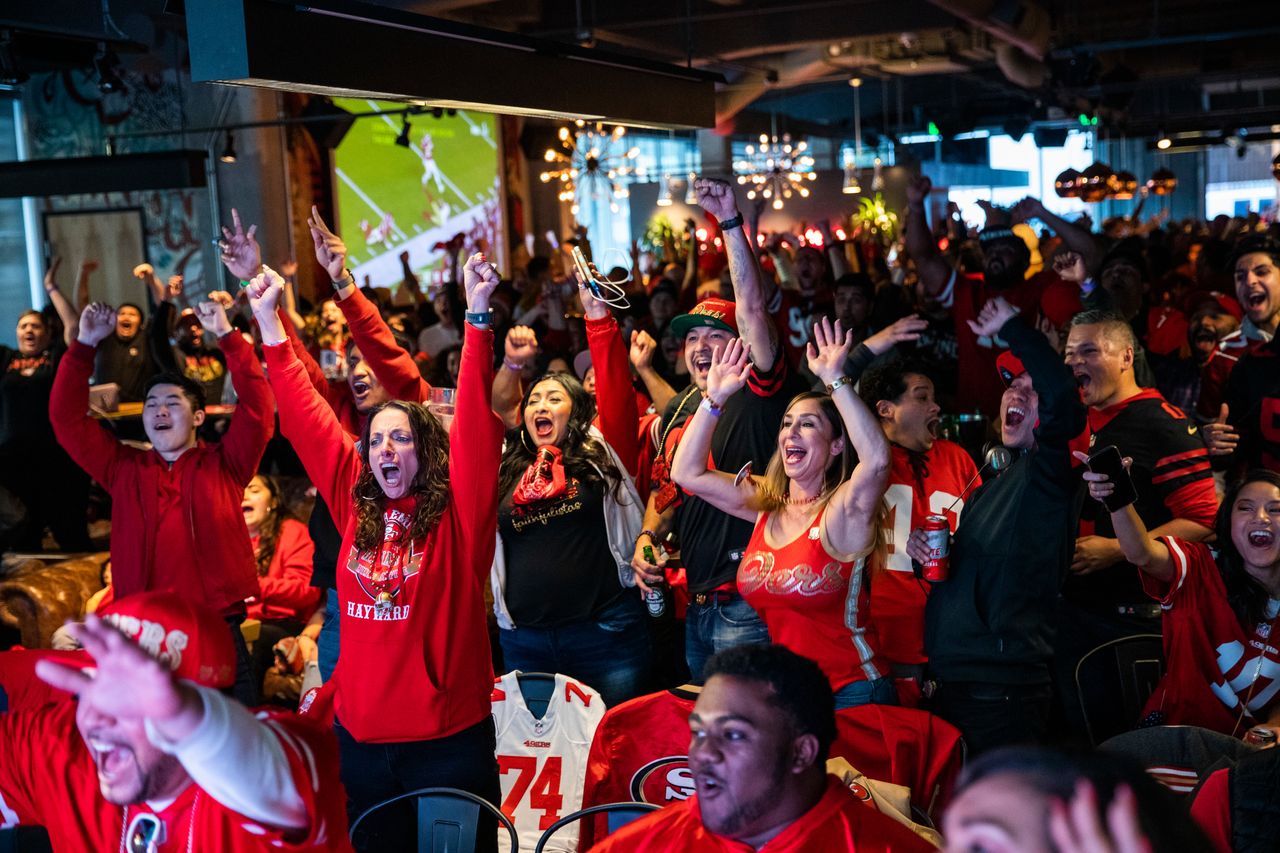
[881,484,965,574]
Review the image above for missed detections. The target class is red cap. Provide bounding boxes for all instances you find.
[98,591,237,688]
[669,297,739,339]
[1039,280,1084,328]
[996,350,1026,386]
[1146,306,1189,356]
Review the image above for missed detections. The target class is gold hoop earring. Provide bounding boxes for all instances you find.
[520,429,536,454]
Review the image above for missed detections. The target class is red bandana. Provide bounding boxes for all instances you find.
[513,445,568,505]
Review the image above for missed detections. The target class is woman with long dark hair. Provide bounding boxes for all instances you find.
[248,255,504,851]
[1082,463,1278,736]
[489,273,647,707]
[672,318,896,709]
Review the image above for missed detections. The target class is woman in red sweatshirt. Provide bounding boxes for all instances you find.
[247,256,505,852]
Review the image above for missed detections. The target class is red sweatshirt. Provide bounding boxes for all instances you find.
[585,314,640,477]
[248,518,320,623]
[264,325,502,743]
[50,333,272,612]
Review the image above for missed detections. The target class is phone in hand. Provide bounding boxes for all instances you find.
[1086,444,1137,511]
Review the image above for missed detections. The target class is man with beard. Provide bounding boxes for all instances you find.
[916,298,1086,753]
[905,176,1051,417]
[586,644,932,852]
[0,591,352,851]
[1149,298,1239,416]
[632,178,805,682]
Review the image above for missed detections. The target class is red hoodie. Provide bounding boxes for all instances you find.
[50,333,272,612]
[247,518,320,623]
[264,325,502,743]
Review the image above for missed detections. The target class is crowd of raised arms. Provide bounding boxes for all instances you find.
[0,174,1278,852]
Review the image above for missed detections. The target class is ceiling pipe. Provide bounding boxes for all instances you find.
[926,0,1050,88]
[713,46,832,134]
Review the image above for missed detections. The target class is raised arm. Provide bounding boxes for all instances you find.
[450,254,504,549]
[194,300,273,484]
[695,178,778,371]
[1075,455,1176,584]
[148,298,180,374]
[73,260,98,314]
[42,257,80,346]
[49,303,128,484]
[277,260,307,332]
[1011,197,1102,274]
[133,263,167,308]
[575,267,640,475]
[630,329,677,413]
[903,175,953,298]
[493,325,537,429]
[807,318,890,556]
[248,268,361,530]
[670,337,757,522]
[991,306,1085,445]
[309,205,431,403]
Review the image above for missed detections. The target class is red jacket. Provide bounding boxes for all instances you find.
[248,518,320,623]
[585,314,640,478]
[264,325,502,743]
[50,334,272,613]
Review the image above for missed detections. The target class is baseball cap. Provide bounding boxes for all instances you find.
[669,297,739,340]
[573,350,592,380]
[996,350,1026,386]
[98,591,237,688]
[1040,279,1085,328]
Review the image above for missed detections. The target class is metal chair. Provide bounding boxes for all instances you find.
[1075,633,1165,746]
[533,801,659,853]
[348,786,518,853]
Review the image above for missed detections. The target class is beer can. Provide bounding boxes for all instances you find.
[1245,726,1277,747]
[922,514,951,583]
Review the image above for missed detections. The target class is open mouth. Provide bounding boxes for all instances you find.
[1246,292,1267,308]
[926,417,940,437]
[352,379,370,396]
[1005,406,1027,428]
[151,422,171,432]
[380,464,401,487]
[695,773,723,797]
[784,445,807,463]
[533,416,554,438]
[1192,328,1218,346]
[1247,529,1275,548]
[89,738,133,781]
[1074,372,1092,392]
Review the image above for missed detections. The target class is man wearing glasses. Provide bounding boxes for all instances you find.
[0,592,352,852]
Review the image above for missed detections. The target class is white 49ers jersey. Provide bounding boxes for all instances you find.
[491,671,606,853]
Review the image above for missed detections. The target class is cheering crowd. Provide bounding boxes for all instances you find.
[0,173,1278,851]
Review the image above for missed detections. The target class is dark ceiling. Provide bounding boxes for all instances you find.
[4,0,1280,146]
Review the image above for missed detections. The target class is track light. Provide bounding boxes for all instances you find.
[395,117,411,147]
[1155,128,1171,150]
[93,43,124,94]
[656,176,673,206]
[219,131,237,163]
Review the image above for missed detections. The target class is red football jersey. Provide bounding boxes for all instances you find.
[587,776,935,853]
[873,441,979,669]
[0,649,90,714]
[0,700,352,851]
[1142,538,1280,735]
[940,270,1050,417]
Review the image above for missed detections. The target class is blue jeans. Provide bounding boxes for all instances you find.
[833,677,899,710]
[685,595,771,685]
[499,595,650,708]
[318,587,340,682]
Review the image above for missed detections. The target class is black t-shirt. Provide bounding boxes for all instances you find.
[500,476,623,628]
[0,344,62,451]
[1223,336,1280,473]
[307,492,341,592]
[94,331,155,402]
[661,357,805,593]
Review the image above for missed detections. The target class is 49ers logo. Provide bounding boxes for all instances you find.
[630,757,695,803]
[737,552,846,598]
[346,509,422,618]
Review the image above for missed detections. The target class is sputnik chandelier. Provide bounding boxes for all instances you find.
[733,128,816,210]
[541,121,642,215]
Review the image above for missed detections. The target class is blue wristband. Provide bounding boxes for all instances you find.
[465,310,493,326]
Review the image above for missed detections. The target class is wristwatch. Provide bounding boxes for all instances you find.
[718,213,744,231]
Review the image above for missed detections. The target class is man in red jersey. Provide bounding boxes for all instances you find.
[587,644,932,853]
[0,591,351,851]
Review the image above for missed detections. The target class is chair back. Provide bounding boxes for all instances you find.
[1075,634,1165,746]
[533,802,659,853]
[348,786,518,853]
[1101,725,1258,794]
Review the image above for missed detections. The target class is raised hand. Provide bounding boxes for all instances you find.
[906,175,932,207]
[705,337,752,407]
[245,265,287,319]
[693,177,739,222]
[206,290,237,310]
[76,302,116,347]
[629,329,658,371]
[571,262,609,321]
[504,325,539,366]
[864,314,929,356]
[80,259,100,275]
[1072,450,1132,504]
[806,317,854,385]
[44,256,63,290]
[307,205,348,282]
[193,300,232,339]
[1049,781,1152,853]
[131,262,153,280]
[36,614,188,724]
[462,253,500,316]
[1010,196,1045,225]
[1054,250,1087,283]
[1202,404,1238,457]
[278,258,299,278]
[166,275,184,303]
[219,208,261,281]
[967,296,1019,338]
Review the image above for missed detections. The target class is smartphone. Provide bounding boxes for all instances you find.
[570,246,602,298]
[1086,445,1137,511]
